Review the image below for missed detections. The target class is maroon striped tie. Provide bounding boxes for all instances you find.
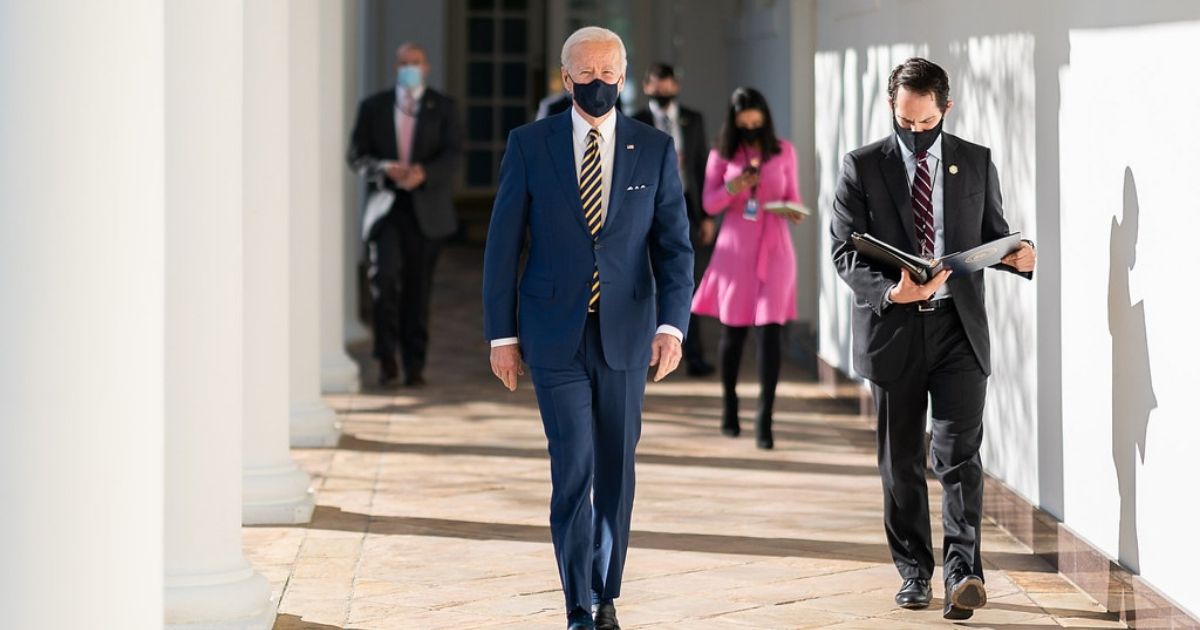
[911,151,935,258]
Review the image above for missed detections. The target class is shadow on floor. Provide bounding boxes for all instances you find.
[273,613,366,630]
[301,505,1055,576]
[336,433,881,477]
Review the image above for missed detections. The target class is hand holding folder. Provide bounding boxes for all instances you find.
[850,232,1023,284]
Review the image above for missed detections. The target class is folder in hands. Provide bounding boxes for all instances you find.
[850,232,1023,284]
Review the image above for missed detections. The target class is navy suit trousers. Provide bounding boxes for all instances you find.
[529,314,645,614]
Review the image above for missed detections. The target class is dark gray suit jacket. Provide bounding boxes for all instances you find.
[631,105,708,226]
[830,132,1032,383]
[347,88,463,240]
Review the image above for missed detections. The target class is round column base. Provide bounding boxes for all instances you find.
[243,463,314,525]
[165,565,274,630]
[289,399,341,448]
[320,351,361,394]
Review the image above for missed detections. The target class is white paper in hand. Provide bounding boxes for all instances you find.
[362,189,395,241]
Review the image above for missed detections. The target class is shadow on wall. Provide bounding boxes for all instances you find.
[1108,166,1156,578]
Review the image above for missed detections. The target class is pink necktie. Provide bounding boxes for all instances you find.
[397,97,416,165]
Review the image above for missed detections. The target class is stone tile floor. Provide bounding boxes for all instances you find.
[245,245,1125,629]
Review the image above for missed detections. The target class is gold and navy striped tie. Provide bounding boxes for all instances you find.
[580,128,602,312]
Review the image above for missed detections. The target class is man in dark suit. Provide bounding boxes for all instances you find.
[829,58,1036,621]
[347,43,462,387]
[483,27,693,630]
[632,63,715,376]
[536,89,573,120]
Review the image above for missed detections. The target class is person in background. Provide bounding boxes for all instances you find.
[633,63,716,376]
[829,57,1035,620]
[347,43,463,388]
[692,87,804,450]
[536,88,574,120]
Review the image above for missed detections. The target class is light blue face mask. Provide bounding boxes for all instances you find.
[396,65,423,89]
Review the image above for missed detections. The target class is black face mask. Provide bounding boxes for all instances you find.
[570,78,620,117]
[893,115,944,154]
[737,126,764,145]
[651,93,676,108]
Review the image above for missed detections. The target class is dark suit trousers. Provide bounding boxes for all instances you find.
[529,314,645,614]
[367,194,442,374]
[870,305,987,583]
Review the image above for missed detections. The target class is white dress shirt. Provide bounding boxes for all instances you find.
[895,131,951,300]
[648,99,686,184]
[491,106,684,348]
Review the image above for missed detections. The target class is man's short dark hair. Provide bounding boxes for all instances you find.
[888,57,950,111]
[644,62,676,82]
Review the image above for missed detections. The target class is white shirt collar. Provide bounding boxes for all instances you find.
[396,85,426,109]
[647,99,679,120]
[571,105,617,145]
[895,128,943,163]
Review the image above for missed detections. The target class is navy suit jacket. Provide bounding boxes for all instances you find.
[482,110,694,370]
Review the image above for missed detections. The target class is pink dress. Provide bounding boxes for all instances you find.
[691,140,800,327]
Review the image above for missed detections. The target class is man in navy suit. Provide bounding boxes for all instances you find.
[482,26,694,630]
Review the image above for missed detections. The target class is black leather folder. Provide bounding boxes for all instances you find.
[850,232,1023,284]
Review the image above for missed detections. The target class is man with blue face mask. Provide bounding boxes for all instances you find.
[483,26,693,630]
[348,43,462,388]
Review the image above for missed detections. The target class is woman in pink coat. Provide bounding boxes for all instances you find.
[692,87,805,449]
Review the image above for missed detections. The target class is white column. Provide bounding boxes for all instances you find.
[345,0,372,348]
[318,0,363,394]
[0,3,164,627]
[242,0,316,526]
[290,0,344,447]
[164,1,274,628]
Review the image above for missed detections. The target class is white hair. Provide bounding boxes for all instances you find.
[560,26,627,72]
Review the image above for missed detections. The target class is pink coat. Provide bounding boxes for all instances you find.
[691,140,800,327]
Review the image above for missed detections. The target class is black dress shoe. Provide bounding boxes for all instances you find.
[378,357,399,387]
[593,602,620,630]
[894,577,932,609]
[944,574,986,620]
[567,610,595,630]
[686,360,716,377]
[405,373,427,387]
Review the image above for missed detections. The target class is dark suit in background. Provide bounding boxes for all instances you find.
[632,103,711,369]
[536,91,573,121]
[830,132,1031,585]
[348,87,462,381]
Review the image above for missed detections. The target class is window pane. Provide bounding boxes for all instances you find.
[500,106,527,139]
[468,0,494,10]
[501,18,527,55]
[501,62,526,99]
[502,0,528,10]
[467,106,494,141]
[467,62,494,98]
[468,18,494,54]
[466,150,494,187]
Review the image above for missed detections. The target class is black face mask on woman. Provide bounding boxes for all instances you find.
[737,126,764,145]
[892,116,944,154]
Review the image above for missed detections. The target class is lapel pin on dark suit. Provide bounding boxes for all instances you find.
[626,144,635,150]
[949,164,959,175]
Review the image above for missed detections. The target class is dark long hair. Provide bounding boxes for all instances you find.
[716,87,782,161]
